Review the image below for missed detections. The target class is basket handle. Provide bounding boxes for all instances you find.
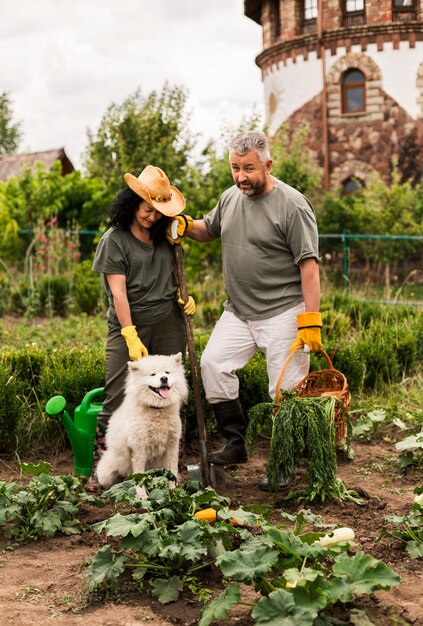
[274,347,334,405]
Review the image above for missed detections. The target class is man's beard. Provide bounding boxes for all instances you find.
[237,178,266,197]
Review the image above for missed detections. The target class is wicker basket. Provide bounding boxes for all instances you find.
[274,347,350,443]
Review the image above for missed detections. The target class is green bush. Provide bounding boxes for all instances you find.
[1,346,47,387]
[0,296,421,454]
[0,277,11,317]
[0,369,24,453]
[39,275,71,316]
[73,259,105,314]
[321,343,366,394]
[37,347,105,416]
[238,352,269,414]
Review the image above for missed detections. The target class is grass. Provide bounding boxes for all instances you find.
[0,313,107,349]
[350,373,423,428]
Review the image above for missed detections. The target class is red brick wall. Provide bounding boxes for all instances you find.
[285,90,422,186]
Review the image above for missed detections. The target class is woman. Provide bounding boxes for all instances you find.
[87,165,195,490]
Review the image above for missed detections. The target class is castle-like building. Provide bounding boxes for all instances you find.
[245,0,423,191]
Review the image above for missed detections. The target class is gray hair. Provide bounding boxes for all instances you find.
[229,131,271,163]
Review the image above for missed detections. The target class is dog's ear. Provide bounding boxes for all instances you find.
[128,361,140,371]
[173,352,183,365]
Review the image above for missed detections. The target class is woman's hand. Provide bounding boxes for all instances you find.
[121,326,149,360]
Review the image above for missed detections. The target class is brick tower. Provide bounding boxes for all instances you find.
[244,1,423,191]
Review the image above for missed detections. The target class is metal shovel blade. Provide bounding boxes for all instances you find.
[187,462,226,491]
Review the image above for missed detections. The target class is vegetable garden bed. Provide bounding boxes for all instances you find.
[0,431,421,626]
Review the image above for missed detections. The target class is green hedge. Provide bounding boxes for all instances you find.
[0,297,421,454]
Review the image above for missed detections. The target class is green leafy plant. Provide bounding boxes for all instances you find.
[86,470,234,600]
[378,487,423,559]
[0,472,85,543]
[396,431,423,469]
[352,408,387,440]
[246,392,359,503]
[84,471,399,624]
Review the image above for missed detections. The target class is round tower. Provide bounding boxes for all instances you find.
[245,0,423,190]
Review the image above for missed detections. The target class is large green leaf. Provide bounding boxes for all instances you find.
[252,588,317,625]
[328,552,400,602]
[216,545,279,582]
[91,512,152,537]
[284,566,323,588]
[199,584,241,626]
[395,433,423,452]
[85,545,128,590]
[20,461,53,476]
[0,501,20,524]
[266,527,323,560]
[406,541,423,559]
[149,575,183,604]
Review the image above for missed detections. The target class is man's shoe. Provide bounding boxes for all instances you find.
[258,471,294,492]
[208,440,248,465]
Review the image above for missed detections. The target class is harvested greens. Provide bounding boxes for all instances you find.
[246,391,359,503]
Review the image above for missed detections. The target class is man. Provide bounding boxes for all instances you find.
[168,131,322,489]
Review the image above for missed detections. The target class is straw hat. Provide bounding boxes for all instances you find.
[124,165,186,216]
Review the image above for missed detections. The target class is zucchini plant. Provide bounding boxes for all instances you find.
[0,472,85,543]
[396,432,423,469]
[378,486,423,559]
[83,471,400,625]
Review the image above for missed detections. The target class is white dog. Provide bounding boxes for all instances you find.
[96,353,188,495]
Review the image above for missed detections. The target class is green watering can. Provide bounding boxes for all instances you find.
[45,388,104,476]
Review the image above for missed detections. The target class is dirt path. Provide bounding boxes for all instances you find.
[0,435,422,626]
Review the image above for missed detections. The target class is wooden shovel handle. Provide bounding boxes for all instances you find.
[274,347,333,405]
[174,245,206,438]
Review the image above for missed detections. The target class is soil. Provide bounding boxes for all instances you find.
[0,432,422,626]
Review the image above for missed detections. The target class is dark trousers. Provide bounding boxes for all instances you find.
[98,304,186,427]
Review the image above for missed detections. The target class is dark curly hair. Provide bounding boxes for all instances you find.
[109,188,171,244]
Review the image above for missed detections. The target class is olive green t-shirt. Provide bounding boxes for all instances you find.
[92,227,177,325]
[204,178,320,321]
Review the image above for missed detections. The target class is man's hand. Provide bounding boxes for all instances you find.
[166,215,194,245]
[290,312,322,353]
[121,325,148,360]
[177,292,196,315]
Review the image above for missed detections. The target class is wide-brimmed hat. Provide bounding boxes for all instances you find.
[124,165,186,216]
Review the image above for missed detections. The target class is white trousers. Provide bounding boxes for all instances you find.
[200,302,309,404]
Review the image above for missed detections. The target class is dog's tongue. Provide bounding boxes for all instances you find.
[159,386,170,398]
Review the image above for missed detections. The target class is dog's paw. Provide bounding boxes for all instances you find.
[135,486,148,500]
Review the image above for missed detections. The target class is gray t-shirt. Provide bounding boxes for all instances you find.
[204,178,320,321]
[92,227,177,325]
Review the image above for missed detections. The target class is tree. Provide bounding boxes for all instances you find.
[0,92,22,154]
[269,121,323,199]
[0,162,113,263]
[348,159,423,297]
[84,83,195,193]
[181,111,263,279]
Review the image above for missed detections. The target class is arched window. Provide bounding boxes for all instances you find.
[342,69,366,114]
[342,177,363,194]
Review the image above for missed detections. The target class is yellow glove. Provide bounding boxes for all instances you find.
[166,215,194,245]
[177,290,196,316]
[121,325,148,360]
[290,312,322,353]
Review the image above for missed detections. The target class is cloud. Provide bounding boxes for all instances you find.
[2,0,263,169]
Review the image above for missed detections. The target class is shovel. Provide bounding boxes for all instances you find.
[173,243,225,490]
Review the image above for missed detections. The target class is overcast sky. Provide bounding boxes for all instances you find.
[1,0,264,170]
